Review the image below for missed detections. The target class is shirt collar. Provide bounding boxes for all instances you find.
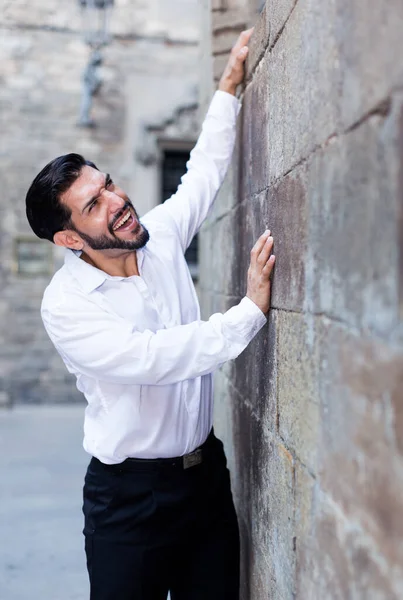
[63,248,146,294]
[64,249,107,294]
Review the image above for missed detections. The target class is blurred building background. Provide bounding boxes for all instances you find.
[0,0,200,405]
[199,1,403,599]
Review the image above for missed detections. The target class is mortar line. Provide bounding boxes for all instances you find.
[244,0,300,87]
[239,91,399,209]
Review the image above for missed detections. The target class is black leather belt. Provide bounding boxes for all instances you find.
[121,428,216,470]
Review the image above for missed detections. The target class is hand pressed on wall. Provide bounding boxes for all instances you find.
[218,28,254,96]
[246,230,275,315]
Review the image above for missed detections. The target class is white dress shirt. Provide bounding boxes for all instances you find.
[41,91,267,464]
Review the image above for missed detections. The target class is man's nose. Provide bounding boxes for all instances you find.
[105,190,125,213]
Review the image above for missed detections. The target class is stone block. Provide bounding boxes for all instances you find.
[247,63,270,196]
[230,307,277,432]
[296,489,403,600]
[231,403,295,599]
[212,29,243,56]
[205,209,242,296]
[277,310,320,471]
[266,0,297,51]
[245,3,269,77]
[212,10,247,34]
[263,0,341,182]
[212,0,226,10]
[244,0,403,186]
[246,0,296,80]
[231,173,308,312]
[306,99,401,336]
[230,190,279,299]
[265,170,308,312]
[318,319,403,591]
[336,0,403,128]
[236,84,254,204]
[294,461,317,594]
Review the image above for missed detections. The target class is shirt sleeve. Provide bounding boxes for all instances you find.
[42,295,266,386]
[143,90,241,252]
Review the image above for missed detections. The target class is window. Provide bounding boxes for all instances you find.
[161,149,199,280]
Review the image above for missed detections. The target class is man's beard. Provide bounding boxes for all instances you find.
[71,202,150,251]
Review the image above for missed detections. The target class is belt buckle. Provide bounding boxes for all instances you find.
[183,448,202,469]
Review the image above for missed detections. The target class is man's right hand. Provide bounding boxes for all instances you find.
[246,230,276,314]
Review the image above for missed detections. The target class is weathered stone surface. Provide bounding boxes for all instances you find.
[212,29,243,55]
[243,0,403,189]
[245,3,269,77]
[277,310,320,471]
[202,1,403,598]
[319,322,403,570]
[265,174,308,312]
[201,208,241,296]
[307,102,401,336]
[297,488,403,600]
[212,0,225,10]
[231,402,295,600]
[229,307,277,431]
[247,0,296,78]
[265,0,296,51]
[336,0,403,128]
[212,10,247,34]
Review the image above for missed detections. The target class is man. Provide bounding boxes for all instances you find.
[25,29,275,600]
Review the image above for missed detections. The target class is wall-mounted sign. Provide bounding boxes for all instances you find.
[14,237,53,276]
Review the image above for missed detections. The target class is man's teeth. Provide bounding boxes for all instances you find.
[113,210,131,230]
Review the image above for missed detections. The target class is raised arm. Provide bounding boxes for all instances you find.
[145,29,254,253]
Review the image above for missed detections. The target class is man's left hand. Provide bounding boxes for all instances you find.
[218,28,254,96]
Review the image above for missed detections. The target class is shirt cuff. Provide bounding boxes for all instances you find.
[207,90,241,122]
[221,296,267,346]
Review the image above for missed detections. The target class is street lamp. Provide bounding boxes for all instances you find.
[77,0,114,127]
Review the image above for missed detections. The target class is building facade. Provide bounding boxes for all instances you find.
[199,1,403,598]
[0,0,201,405]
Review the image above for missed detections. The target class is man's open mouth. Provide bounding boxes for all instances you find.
[112,208,137,232]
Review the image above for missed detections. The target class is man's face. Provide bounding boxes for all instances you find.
[60,165,149,251]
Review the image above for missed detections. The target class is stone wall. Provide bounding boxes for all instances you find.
[0,0,200,405]
[200,1,403,598]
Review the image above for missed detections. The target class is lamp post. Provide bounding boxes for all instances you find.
[77,0,114,127]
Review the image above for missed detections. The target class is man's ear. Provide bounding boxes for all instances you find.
[53,229,84,250]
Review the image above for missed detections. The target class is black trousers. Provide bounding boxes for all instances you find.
[82,431,240,599]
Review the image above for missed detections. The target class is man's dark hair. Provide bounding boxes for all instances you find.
[26,153,98,242]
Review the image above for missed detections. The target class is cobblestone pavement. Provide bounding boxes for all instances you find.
[0,405,89,600]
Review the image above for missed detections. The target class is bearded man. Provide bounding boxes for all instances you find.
[25,29,275,600]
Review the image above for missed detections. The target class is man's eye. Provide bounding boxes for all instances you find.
[89,200,97,212]
[107,179,114,188]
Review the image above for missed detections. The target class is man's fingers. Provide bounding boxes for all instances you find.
[250,230,271,264]
[262,254,276,278]
[232,27,254,54]
[238,46,249,59]
[257,235,274,265]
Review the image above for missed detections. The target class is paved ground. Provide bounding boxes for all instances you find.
[0,405,90,600]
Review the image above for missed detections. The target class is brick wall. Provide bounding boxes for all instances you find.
[200,1,403,597]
